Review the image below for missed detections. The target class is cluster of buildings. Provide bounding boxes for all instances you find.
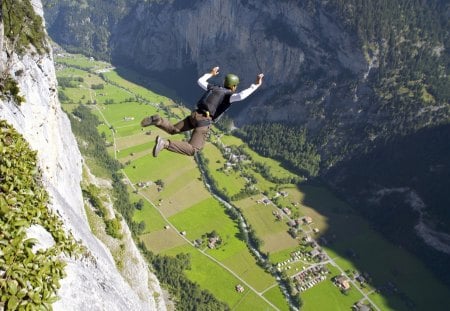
[294,265,329,292]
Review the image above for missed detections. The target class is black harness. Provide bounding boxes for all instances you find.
[196,85,233,124]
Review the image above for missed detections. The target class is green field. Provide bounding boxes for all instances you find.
[56,53,450,311]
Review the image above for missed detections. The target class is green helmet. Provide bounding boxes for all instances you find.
[224,74,239,88]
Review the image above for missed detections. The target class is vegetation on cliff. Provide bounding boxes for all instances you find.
[2,0,48,54]
[0,121,83,310]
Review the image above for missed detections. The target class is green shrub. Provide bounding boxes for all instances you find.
[3,0,49,54]
[0,76,26,105]
[0,120,83,310]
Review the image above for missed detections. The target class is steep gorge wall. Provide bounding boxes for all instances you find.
[44,0,449,167]
[0,1,165,310]
[111,0,368,127]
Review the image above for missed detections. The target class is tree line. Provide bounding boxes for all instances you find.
[235,123,321,177]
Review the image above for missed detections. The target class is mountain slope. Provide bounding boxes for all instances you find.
[44,0,449,164]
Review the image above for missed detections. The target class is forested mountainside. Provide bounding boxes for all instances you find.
[43,0,450,285]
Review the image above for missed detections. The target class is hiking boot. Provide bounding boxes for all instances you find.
[153,136,167,157]
[141,115,161,127]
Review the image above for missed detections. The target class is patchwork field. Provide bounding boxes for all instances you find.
[56,53,450,311]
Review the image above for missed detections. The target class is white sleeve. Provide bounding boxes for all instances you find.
[230,83,261,103]
[197,73,212,90]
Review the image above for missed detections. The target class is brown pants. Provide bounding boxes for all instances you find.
[155,111,211,156]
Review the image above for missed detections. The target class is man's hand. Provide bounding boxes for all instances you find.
[256,73,264,85]
[210,66,220,76]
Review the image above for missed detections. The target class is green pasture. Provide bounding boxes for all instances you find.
[168,197,238,242]
[115,134,154,153]
[96,123,115,147]
[55,54,110,71]
[131,192,167,233]
[163,244,279,310]
[60,103,80,113]
[220,249,275,293]
[140,229,187,253]
[91,103,162,137]
[237,197,299,254]
[262,286,290,311]
[61,86,92,104]
[123,145,209,217]
[248,170,278,193]
[102,70,169,103]
[269,246,302,264]
[116,140,154,161]
[102,68,174,103]
[301,274,363,311]
[90,84,131,104]
[167,197,275,291]
[123,147,195,183]
[155,176,211,218]
[56,67,93,81]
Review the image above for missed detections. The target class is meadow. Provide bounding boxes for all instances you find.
[56,53,450,311]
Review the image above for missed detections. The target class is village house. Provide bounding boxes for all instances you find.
[288,220,297,227]
[282,207,291,216]
[353,301,372,311]
[235,284,244,293]
[257,197,272,205]
[136,181,152,188]
[355,274,366,284]
[308,248,321,258]
[301,216,313,224]
[334,275,351,291]
[208,236,220,249]
[303,236,312,243]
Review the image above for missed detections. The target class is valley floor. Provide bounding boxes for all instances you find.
[55,52,450,311]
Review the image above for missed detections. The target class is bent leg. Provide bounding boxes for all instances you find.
[156,115,193,135]
[166,125,210,156]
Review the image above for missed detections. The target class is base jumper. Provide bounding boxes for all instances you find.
[141,66,264,157]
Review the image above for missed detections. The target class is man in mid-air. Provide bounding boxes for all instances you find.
[141,66,264,157]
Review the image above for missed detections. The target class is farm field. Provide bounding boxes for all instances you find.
[56,53,450,311]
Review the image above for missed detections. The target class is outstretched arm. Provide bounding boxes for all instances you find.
[230,73,264,103]
[197,66,220,90]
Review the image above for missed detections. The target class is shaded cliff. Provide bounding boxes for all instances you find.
[44,0,449,165]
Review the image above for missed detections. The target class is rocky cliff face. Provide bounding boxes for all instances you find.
[0,1,165,310]
[111,0,369,135]
[45,0,448,165]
